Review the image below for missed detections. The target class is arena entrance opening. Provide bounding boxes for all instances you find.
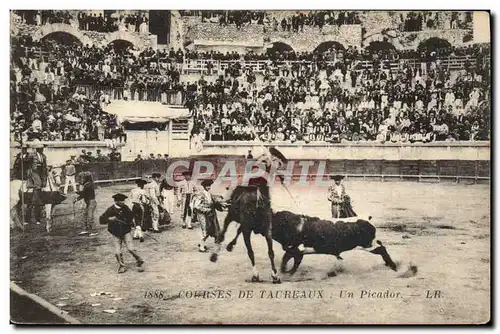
[109,39,135,51]
[41,31,83,46]
[417,37,452,54]
[365,41,396,53]
[267,42,294,56]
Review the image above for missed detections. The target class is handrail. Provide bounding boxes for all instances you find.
[181,55,490,74]
[74,85,186,105]
[11,44,489,77]
[201,140,490,147]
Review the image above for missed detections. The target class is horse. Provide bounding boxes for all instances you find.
[210,184,281,284]
[11,169,66,233]
[223,211,398,277]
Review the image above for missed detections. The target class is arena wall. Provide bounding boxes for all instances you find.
[197,141,490,161]
[64,156,489,184]
[11,141,490,169]
[13,144,488,183]
[10,282,81,324]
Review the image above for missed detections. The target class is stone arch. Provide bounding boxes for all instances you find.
[103,31,145,49]
[362,31,401,50]
[417,37,452,53]
[33,23,93,46]
[41,31,83,46]
[108,39,135,51]
[365,40,397,53]
[314,41,346,53]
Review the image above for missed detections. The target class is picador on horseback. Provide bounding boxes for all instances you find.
[11,141,66,232]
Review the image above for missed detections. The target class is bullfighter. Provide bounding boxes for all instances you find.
[327,175,357,219]
[178,170,197,229]
[26,141,47,225]
[192,179,225,252]
[130,178,149,242]
[99,193,144,274]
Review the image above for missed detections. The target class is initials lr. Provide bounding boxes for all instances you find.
[426,290,443,298]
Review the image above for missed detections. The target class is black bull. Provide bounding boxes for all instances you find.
[212,191,398,278]
[271,211,398,274]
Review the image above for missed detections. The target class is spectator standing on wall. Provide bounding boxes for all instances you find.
[108,148,121,162]
[77,150,88,164]
[86,151,95,163]
[96,149,109,162]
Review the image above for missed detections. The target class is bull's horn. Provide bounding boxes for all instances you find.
[368,215,372,221]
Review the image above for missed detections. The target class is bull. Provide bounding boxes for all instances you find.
[224,210,398,276]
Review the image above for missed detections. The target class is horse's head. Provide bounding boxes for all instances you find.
[48,168,62,185]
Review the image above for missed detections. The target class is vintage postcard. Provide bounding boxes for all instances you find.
[9,9,490,325]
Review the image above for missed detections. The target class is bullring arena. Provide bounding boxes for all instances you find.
[10,9,490,324]
[11,179,490,324]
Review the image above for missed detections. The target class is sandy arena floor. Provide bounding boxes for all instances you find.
[10,180,490,324]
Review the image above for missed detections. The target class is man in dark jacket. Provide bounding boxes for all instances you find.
[75,171,97,236]
[108,148,121,161]
[26,142,47,225]
[100,193,144,274]
[13,146,29,180]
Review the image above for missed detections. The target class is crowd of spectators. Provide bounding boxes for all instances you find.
[76,12,149,33]
[181,10,361,30]
[12,31,490,145]
[12,10,150,34]
[11,10,490,145]
[182,43,489,66]
[73,148,171,163]
[12,35,186,103]
[398,11,473,32]
[10,43,128,144]
[182,10,472,32]
[66,149,170,164]
[10,81,126,143]
[73,148,123,163]
[13,10,73,26]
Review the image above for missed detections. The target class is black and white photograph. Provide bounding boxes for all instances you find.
[8,8,491,325]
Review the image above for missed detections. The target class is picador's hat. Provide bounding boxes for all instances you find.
[112,193,128,201]
[201,179,214,187]
[331,175,345,181]
[135,179,148,186]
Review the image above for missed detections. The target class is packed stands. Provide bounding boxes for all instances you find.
[10,10,490,146]
[12,10,150,34]
[187,44,490,143]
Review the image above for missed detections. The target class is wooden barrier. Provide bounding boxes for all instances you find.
[10,282,81,324]
[67,157,489,184]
